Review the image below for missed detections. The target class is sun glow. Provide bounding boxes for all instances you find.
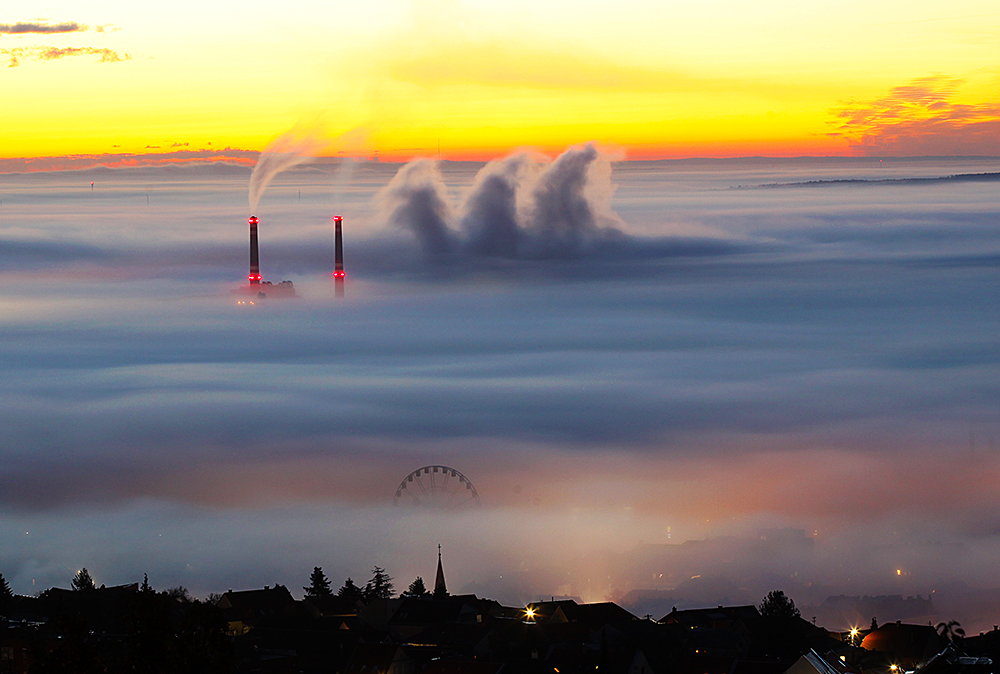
[2,0,998,161]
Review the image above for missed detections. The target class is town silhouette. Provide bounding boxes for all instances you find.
[2,556,997,674]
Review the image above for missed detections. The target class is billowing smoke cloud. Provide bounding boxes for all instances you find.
[379,142,624,262]
[460,152,535,258]
[378,159,456,260]
[525,143,622,258]
[0,22,82,34]
[248,129,328,213]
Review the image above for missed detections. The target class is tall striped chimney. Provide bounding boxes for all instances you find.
[248,216,261,284]
[333,215,345,297]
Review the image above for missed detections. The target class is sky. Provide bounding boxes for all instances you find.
[1,153,999,630]
[2,0,1000,160]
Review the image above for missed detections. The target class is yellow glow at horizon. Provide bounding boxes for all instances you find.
[3,0,998,159]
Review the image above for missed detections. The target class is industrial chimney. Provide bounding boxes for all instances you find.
[333,215,345,298]
[248,216,261,284]
[233,214,295,301]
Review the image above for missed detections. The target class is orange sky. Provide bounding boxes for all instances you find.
[2,0,999,162]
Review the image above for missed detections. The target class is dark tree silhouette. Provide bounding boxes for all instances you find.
[164,586,191,602]
[304,566,333,598]
[125,585,176,674]
[0,572,12,604]
[937,620,966,647]
[337,577,364,601]
[124,589,232,674]
[72,567,95,591]
[403,576,430,598]
[363,566,394,601]
[759,590,800,618]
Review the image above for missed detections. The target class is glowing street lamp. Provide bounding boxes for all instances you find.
[524,606,537,622]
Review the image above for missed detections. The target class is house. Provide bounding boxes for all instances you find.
[217,584,298,635]
[861,622,943,670]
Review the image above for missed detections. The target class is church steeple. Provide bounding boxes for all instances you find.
[434,544,448,598]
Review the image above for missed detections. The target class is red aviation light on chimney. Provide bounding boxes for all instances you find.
[333,216,343,223]
[248,216,259,225]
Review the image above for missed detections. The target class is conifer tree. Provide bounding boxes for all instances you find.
[758,589,799,618]
[304,567,333,598]
[337,577,363,601]
[403,576,429,598]
[72,567,96,591]
[363,566,394,601]
[0,572,13,603]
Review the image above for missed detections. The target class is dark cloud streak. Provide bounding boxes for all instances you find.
[0,22,82,34]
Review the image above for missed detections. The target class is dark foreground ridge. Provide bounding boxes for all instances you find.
[2,577,999,674]
[739,172,1000,189]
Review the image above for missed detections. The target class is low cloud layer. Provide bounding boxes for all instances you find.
[0,149,258,173]
[1,156,999,630]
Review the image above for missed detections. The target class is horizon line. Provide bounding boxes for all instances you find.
[3,151,1000,176]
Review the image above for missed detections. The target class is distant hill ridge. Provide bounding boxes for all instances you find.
[744,171,1000,189]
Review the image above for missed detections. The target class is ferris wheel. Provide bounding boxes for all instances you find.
[393,465,481,509]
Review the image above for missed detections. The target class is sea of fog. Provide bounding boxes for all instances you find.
[1,155,998,630]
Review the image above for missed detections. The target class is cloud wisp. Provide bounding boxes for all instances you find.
[3,46,130,67]
[0,21,129,68]
[831,75,1000,155]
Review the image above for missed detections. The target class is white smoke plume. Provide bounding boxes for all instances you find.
[460,152,537,258]
[379,143,624,262]
[248,128,328,213]
[378,159,456,261]
[524,143,622,258]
